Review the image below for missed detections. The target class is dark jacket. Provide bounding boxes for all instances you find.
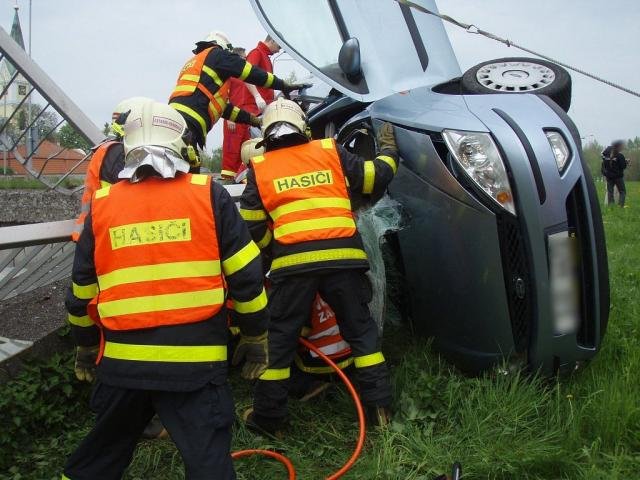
[601,146,627,179]
[66,176,267,391]
[239,139,398,278]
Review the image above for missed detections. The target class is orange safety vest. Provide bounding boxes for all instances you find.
[72,141,118,242]
[89,173,225,331]
[170,47,231,140]
[251,139,357,245]
[307,293,351,359]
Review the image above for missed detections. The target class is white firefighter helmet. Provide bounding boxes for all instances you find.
[204,31,233,51]
[240,137,265,165]
[261,98,307,138]
[110,96,153,138]
[119,100,191,182]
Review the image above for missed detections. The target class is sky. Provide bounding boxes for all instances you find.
[0,0,638,151]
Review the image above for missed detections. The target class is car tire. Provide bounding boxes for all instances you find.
[461,57,572,112]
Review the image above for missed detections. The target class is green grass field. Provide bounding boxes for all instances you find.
[1,183,639,480]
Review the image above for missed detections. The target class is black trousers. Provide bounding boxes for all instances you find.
[254,270,392,420]
[606,177,626,206]
[63,381,235,480]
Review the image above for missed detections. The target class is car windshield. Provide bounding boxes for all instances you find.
[255,0,343,71]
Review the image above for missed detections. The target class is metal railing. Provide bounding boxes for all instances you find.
[0,26,102,193]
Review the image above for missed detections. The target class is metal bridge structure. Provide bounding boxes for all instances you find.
[0,26,244,362]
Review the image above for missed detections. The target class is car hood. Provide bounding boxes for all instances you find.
[249,0,461,102]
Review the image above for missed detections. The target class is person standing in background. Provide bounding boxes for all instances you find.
[601,140,628,207]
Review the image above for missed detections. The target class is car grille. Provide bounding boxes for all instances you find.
[565,181,595,348]
[497,214,533,352]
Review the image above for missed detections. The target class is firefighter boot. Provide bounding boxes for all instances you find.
[365,405,392,427]
[242,408,286,440]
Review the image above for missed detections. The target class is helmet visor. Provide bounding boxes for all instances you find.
[119,145,190,183]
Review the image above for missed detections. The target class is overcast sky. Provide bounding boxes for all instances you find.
[1,0,638,150]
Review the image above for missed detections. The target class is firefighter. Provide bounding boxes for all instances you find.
[240,138,352,401]
[169,31,306,151]
[71,97,150,242]
[63,99,268,480]
[239,98,399,435]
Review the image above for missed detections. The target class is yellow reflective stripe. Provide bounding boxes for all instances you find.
[62,475,71,480]
[68,313,93,327]
[269,197,351,221]
[240,208,267,221]
[320,138,333,149]
[170,102,207,141]
[294,354,353,374]
[191,174,209,185]
[229,106,240,122]
[98,288,224,318]
[363,161,375,194]
[98,260,221,290]
[73,282,97,300]
[181,73,201,83]
[264,72,274,88]
[232,287,267,314]
[202,65,223,87]
[274,216,355,239]
[271,248,367,270]
[222,241,260,276]
[103,342,227,363]
[256,229,272,249]
[252,155,265,164]
[259,367,290,381]
[239,62,252,81]
[377,155,398,174]
[173,85,197,94]
[229,326,241,336]
[354,352,385,368]
[213,92,227,110]
[220,169,236,177]
[95,185,110,199]
[99,180,111,189]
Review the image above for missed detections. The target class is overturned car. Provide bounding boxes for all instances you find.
[250,0,609,375]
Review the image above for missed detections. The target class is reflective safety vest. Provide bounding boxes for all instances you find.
[251,139,357,245]
[90,173,225,331]
[296,293,352,374]
[72,141,118,242]
[169,47,231,141]
[307,294,351,359]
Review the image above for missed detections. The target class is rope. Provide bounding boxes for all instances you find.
[395,0,640,99]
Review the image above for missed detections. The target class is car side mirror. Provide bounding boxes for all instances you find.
[338,37,362,84]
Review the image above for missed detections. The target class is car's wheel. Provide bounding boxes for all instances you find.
[461,57,572,112]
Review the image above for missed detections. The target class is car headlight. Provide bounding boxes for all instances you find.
[544,130,571,173]
[442,129,516,216]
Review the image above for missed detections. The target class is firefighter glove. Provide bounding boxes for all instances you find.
[377,122,397,153]
[281,82,312,99]
[232,332,268,380]
[249,114,262,128]
[74,345,98,382]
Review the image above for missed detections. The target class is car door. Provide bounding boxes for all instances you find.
[249,0,461,102]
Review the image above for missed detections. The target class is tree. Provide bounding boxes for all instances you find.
[200,147,222,173]
[58,122,92,152]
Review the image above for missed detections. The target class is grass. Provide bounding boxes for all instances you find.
[0,175,84,190]
[1,183,640,479]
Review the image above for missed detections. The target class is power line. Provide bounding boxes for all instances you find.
[395,0,640,99]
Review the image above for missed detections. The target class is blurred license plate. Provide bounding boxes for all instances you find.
[549,232,580,335]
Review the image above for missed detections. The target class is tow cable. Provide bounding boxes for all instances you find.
[231,337,366,480]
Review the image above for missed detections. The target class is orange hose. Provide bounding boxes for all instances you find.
[231,337,367,480]
[231,449,296,479]
[298,337,366,480]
